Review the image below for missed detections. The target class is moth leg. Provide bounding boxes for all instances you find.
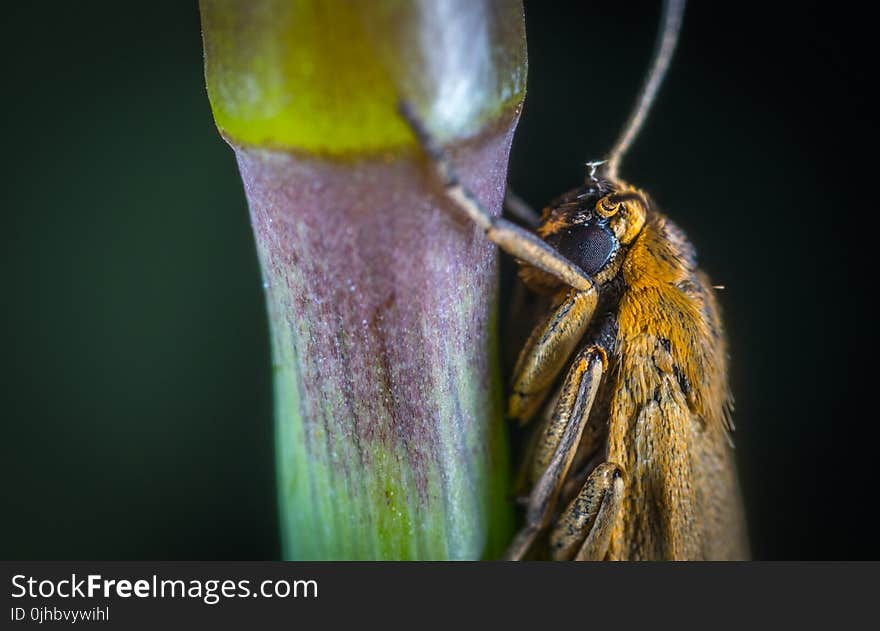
[508,287,598,422]
[504,344,606,561]
[549,462,625,561]
[399,102,595,293]
[504,188,542,227]
[512,386,561,502]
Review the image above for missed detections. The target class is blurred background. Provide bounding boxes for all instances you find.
[2,1,875,559]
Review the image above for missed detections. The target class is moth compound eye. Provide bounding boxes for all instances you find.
[552,223,617,276]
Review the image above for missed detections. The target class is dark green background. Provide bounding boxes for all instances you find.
[2,1,875,559]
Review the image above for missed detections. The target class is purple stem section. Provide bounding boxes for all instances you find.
[234,120,518,559]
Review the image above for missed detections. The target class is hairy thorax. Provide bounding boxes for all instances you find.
[604,211,746,560]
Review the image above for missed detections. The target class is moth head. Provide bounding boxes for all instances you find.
[536,179,648,284]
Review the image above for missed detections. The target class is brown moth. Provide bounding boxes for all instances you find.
[401,0,748,560]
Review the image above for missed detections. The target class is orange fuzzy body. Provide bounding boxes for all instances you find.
[605,209,747,559]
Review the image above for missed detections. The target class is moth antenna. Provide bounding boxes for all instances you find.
[605,0,687,182]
